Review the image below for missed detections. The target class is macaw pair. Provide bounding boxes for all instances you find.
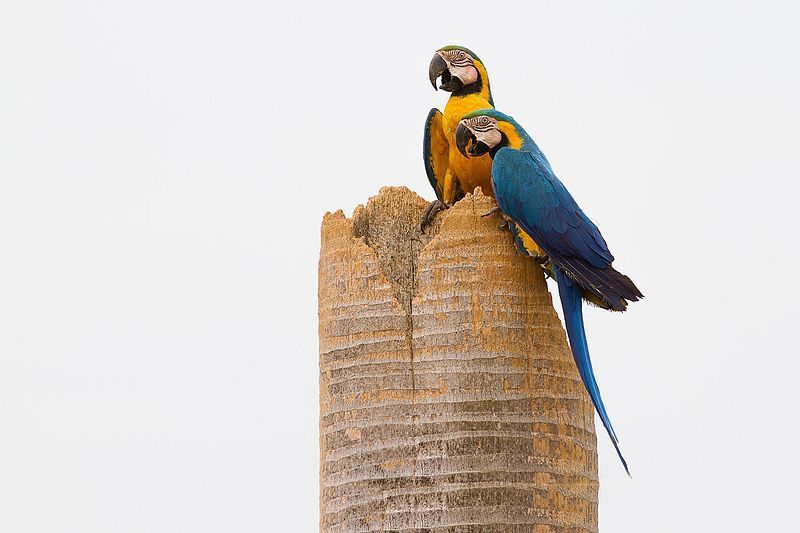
[424,46,643,474]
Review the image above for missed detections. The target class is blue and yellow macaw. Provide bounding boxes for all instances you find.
[423,46,546,258]
[455,108,644,474]
[421,45,495,228]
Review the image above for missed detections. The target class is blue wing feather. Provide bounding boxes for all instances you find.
[492,148,631,297]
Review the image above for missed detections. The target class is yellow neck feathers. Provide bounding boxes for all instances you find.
[498,122,524,149]
[472,60,492,102]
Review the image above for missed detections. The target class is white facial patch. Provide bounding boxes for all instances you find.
[440,49,479,87]
[449,64,478,86]
[465,116,502,149]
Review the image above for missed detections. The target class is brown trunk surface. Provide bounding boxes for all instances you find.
[319,187,599,532]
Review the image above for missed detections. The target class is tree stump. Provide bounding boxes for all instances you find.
[318,187,599,532]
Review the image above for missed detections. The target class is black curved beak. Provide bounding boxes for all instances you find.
[455,122,475,157]
[428,54,447,90]
[456,122,492,158]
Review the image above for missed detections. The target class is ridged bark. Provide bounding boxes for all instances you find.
[319,187,599,532]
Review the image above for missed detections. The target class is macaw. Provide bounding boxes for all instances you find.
[422,45,495,228]
[423,46,546,259]
[455,108,644,474]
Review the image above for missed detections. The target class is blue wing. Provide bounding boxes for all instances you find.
[491,147,641,311]
[423,108,450,202]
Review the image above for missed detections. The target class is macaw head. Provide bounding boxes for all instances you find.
[455,109,522,157]
[429,46,488,95]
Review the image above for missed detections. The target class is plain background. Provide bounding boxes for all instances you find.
[1,1,798,531]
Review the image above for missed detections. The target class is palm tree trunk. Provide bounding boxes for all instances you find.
[319,187,599,532]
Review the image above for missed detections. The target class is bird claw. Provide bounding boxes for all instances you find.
[481,205,501,218]
[499,214,515,230]
[420,200,449,232]
[481,205,513,229]
[499,217,514,229]
[532,253,552,278]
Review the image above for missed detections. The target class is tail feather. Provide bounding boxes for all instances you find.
[558,255,643,312]
[556,268,630,476]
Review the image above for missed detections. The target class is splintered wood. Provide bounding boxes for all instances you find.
[319,187,599,532]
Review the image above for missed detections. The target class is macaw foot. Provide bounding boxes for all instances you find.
[481,205,501,218]
[532,253,552,278]
[498,215,515,229]
[420,200,449,232]
[481,205,517,229]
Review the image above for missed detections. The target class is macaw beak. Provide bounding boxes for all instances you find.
[455,122,476,157]
[428,54,447,90]
[429,54,464,92]
[456,122,491,158]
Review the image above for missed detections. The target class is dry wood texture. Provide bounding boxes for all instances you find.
[319,187,599,532]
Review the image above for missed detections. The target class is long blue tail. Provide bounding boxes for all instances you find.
[555,268,630,476]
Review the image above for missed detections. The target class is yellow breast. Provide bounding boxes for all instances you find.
[442,95,495,197]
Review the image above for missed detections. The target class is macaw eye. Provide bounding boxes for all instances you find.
[445,49,472,67]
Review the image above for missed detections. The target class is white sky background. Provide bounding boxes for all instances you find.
[1,1,798,531]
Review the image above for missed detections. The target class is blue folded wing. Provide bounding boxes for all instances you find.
[492,147,613,269]
[492,147,642,311]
